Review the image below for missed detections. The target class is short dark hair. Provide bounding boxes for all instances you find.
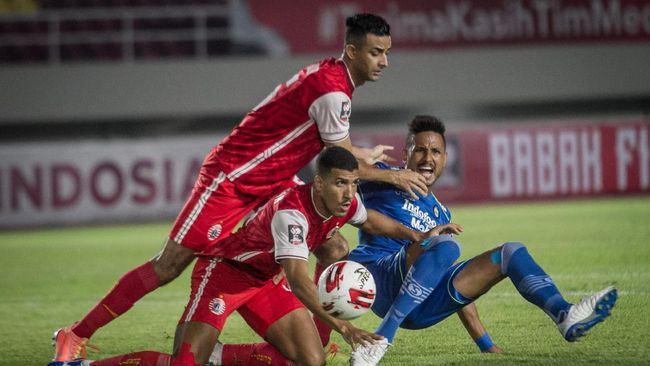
[405,115,447,151]
[345,13,390,47]
[317,146,359,177]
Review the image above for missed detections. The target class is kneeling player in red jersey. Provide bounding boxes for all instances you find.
[52,147,455,366]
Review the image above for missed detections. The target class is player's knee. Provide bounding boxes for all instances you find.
[423,236,461,267]
[152,257,187,285]
[152,241,195,284]
[499,242,526,275]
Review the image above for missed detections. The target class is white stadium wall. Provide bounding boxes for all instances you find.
[1,43,649,123]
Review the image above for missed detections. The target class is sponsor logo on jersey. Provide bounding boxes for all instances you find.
[402,199,437,231]
[208,223,223,241]
[288,224,304,245]
[209,297,226,315]
[340,101,351,122]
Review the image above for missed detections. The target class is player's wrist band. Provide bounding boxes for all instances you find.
[475,332,494,352]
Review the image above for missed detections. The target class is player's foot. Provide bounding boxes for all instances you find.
[558,286,617,342]
[349,338,390,366]
[52,325,97,361]
[46,360,93,366]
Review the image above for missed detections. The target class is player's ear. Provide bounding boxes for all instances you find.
[402,148,408,165]
[314,175,324,192]
[344,43,357,60]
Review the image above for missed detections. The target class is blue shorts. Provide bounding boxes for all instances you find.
[365,245,474,330]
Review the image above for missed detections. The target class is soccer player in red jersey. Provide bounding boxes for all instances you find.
[51,147,445,366]
[52,14,430,361]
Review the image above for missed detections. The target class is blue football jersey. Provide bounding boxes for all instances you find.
[349,162,451,263]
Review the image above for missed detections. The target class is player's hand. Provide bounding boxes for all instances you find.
[419,223,464,245]
[391,169,428,199]
[356,144,396,165]
[336,320,384,350]
[433,223,464,236]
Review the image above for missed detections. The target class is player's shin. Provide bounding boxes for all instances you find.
[499,242,571,323]
[376,236,460,342]
[72,262,160,339]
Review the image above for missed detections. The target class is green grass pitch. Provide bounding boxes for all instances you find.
[1,197,649,365]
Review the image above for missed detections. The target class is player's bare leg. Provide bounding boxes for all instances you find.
[265,308,326,366]
[151,238,197,285]
[173,321,221,363]
[451,247,505,298]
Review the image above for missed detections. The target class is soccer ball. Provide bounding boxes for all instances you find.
[317,260,376,320]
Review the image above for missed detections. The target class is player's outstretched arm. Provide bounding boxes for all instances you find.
[280,258,383,348]
[356,209,424,242]
[350,144,396,165]
[458,303,503,353]
[327,137,427,198]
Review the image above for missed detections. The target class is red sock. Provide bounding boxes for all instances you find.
[73,262,160,338]
[90,351,170,366]
[171,343,201,366]
[313,263,332,346]
[221,343,293,366]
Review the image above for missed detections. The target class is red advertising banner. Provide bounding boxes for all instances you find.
[248,0,650,54]
[1,119,648,228]
[353,119,650,203]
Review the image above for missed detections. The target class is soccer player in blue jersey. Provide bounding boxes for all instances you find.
[348,115,618,366]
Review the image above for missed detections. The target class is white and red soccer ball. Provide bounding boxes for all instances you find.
[317,260,376,320]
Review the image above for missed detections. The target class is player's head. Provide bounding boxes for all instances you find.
[403,115,448,189]
[314,146,360,218]
[343,13,391,86]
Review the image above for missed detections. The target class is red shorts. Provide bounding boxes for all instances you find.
[179,257,304,337]
[169,170,301,251]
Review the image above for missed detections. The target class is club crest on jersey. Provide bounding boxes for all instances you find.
[340,101,351,122]
[208,224,223,241]
[288,224,304,245]
[209,297,226,315]
[433,206,439,218]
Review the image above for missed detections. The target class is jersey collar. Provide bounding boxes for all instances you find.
[310,185,333,221]
[339,57,356,91]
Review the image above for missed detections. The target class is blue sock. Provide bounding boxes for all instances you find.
[375,235,460,342]
[501,242,571,323]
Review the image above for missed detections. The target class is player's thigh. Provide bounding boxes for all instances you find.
[169,173,264,251]
[452,247,505,299]
[265,308,324,365]
[178,259,263,346]
[239,279,323,364]
[365,248,409,317]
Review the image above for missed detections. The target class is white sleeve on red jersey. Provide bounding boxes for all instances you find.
[308,91,351,143]
[271,209,310,262]
[348,193,368,226]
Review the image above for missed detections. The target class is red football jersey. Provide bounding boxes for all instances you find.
[203,58,355,196]
[200,184,367,280]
